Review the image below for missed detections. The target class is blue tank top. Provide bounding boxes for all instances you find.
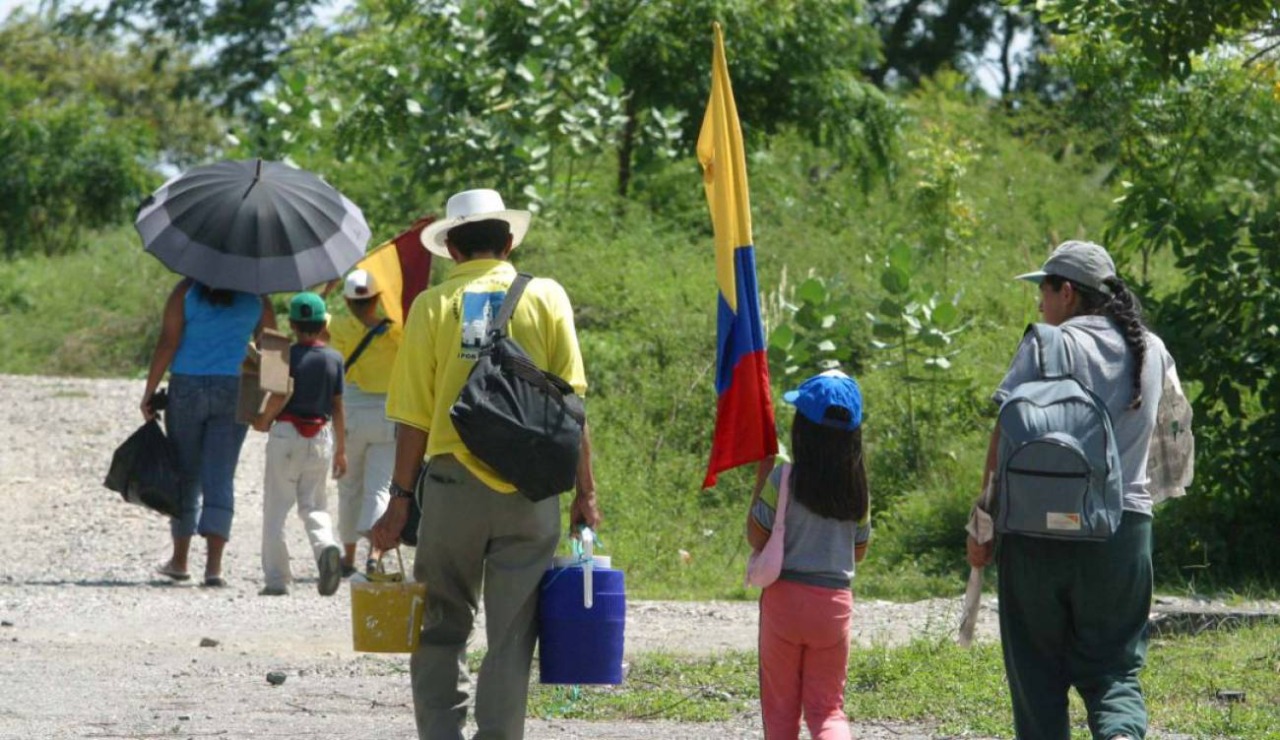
[172,286,262,376]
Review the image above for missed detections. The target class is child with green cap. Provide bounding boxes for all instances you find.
[252,292,347,596]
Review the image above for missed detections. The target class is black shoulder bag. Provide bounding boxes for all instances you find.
[450,273,586,501]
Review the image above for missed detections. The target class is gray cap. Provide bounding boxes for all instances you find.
[1015,240,1116,295]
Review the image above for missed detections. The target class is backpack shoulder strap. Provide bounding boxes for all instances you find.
[491,273,533,338]
[773,463,791,529]
[1026,323,1072,380]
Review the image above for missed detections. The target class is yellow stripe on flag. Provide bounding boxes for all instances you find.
[696,21,753,314]
[357,240,405,327]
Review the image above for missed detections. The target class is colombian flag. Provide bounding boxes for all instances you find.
[356,216,436,327]
[696,23,778,488]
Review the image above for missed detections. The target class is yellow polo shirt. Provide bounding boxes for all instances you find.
[328,311,402,395]
[386,259,587,493]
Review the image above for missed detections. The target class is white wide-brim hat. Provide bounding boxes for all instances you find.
[419,189,531,259]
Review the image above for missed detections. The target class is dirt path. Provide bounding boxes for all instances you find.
[0,375,1267,739]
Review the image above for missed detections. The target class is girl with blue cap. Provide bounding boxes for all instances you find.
[745,369,871,740]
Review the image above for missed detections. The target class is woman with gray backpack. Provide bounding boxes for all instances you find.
[967,240,1185,740]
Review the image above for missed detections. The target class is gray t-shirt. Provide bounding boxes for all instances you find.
[751,464,872,589]
[993,316,1167,516]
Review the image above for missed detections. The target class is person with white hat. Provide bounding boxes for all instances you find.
[327,268,402,576]
[371,189,601,740]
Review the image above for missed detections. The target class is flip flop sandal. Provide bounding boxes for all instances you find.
[203,575,227,588]
[156,563,191,581]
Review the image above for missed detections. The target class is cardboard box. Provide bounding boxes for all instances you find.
[256,328,292,393]
[236,328,292,424]
[235,367,265,425]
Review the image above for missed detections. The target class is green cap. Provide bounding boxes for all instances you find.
[289,292,328,323]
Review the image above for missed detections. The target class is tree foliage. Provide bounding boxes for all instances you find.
[1047,0,1280,585]
[867,0,1000,87]
[1040,0,1279,80]
[62,0,323,114]
[254,0,627,216]
[590,0,896,195]
[0,15,220,255]
[253,0,900,212]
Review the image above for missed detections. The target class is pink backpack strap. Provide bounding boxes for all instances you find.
[773,463,791,534]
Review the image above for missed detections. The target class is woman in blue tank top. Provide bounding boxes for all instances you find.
[142,278,275,587]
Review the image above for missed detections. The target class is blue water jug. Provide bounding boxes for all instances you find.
[538,552,626,685]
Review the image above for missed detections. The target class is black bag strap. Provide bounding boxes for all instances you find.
[486,272,585,425]
[345,318,393,372]
[491,273,534,339]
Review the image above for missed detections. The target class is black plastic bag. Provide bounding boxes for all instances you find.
[104,419,183,518]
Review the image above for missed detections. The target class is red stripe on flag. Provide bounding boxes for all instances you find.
[392,217,434,322]
[704,348,775,488]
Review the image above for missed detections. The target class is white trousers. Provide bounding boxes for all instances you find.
[261,422,338,589]
[336,402,395,543]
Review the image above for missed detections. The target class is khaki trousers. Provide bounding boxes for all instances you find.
[410,455,560,740]
[261,423,339,589]
[336,401,395,541]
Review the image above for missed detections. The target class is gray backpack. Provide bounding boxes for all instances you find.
[995,324,1124,541]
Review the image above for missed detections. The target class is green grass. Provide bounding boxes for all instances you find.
[524,624,1280,738]
[0,226,174,377]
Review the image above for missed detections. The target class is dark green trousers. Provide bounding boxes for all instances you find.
[997,511,1153,740]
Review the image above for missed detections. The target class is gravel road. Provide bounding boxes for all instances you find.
[1,374,1264,739]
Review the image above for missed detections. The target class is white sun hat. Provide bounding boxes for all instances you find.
[418,189,531,259]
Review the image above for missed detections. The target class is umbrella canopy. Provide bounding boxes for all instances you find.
[136,159,371,295]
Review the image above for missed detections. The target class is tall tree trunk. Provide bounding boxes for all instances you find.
[1000,9,1016,98]
[617,95,637,198]
[874,0,929,86]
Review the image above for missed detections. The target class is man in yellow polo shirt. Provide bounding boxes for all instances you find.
[371,188,601,740]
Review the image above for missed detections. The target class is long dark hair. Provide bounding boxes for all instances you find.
[1047,274,1147,409]
[789,413,869,522]
[193,281,235,307]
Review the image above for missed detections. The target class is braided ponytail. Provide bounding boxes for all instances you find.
[1045,274,1148,409]
[1100,276,1147,409]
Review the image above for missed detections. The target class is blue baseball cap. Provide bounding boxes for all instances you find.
[782,370,863,430]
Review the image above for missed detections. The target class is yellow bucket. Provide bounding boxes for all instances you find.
[350,550,427,653]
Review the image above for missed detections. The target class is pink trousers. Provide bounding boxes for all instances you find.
[758,579,853,740]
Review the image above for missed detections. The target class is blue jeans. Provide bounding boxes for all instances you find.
[165,374,248,540]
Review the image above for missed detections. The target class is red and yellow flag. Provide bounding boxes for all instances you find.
[357,216,436,326]
[696,23,777,488]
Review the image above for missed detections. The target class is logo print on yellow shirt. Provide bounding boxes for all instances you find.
[460,290,506,360]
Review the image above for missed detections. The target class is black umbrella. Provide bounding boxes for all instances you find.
[136,159,371,294]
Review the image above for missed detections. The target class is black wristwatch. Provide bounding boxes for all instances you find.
[390,481,415,500]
